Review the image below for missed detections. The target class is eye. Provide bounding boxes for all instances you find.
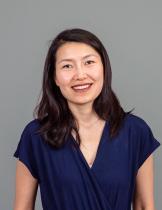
[85,60,95,65]
[62,64,72,69]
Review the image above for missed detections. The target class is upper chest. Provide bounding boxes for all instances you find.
[39,122,131,190]
[71,120,106,167]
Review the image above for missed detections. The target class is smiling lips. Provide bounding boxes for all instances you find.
[72,83,93,88]
[71,83,93,91]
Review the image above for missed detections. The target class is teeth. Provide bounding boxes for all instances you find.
[72,84,91,90]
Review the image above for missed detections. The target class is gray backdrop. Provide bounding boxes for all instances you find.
[0,0,161,209]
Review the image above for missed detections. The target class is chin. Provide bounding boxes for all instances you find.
[67,97,96,106]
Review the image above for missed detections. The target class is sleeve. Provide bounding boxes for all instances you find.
[13,123,39,180]
[136,120,161,170]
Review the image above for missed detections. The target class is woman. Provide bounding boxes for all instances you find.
[13,28,161,210]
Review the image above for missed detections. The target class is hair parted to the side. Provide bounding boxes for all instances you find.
[33,28,134,149]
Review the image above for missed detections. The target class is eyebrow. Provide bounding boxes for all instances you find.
[57,54,98,64]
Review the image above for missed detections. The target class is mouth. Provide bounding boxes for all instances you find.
[71,83,93,92]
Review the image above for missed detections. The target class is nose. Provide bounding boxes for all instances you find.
[73,64,87,80]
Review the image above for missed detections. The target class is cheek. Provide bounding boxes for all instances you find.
[91,66,104,81]
[55,72,72,86]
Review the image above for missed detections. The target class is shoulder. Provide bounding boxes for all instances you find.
[14,119,42,180]
[22,119,41,136]
[18,119,43,147]
[125,114,161,172]
[123,113,160,149]
[121,113,157,142]
[124,113,151,131]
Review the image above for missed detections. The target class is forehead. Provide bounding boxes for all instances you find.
[56,42,100,61]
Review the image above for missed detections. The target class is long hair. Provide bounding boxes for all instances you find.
[33,28,134,149]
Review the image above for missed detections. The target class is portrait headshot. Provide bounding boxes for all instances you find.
[12,27,161,210]
[0,1,161,210]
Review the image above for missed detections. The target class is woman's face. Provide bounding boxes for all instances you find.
[55,42,104,107]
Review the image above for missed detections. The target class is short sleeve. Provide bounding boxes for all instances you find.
[136,120,161,170]
[13,123,39,180]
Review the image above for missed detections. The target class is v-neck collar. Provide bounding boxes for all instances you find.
[70,119,109,170]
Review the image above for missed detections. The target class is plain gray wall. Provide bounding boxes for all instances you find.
[0,0,161,209]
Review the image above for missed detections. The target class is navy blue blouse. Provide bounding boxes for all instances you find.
[13,113,161,210]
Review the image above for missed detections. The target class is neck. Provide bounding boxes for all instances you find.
[68,101,101,128]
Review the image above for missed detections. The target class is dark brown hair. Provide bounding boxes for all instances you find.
[33,28,134,149]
